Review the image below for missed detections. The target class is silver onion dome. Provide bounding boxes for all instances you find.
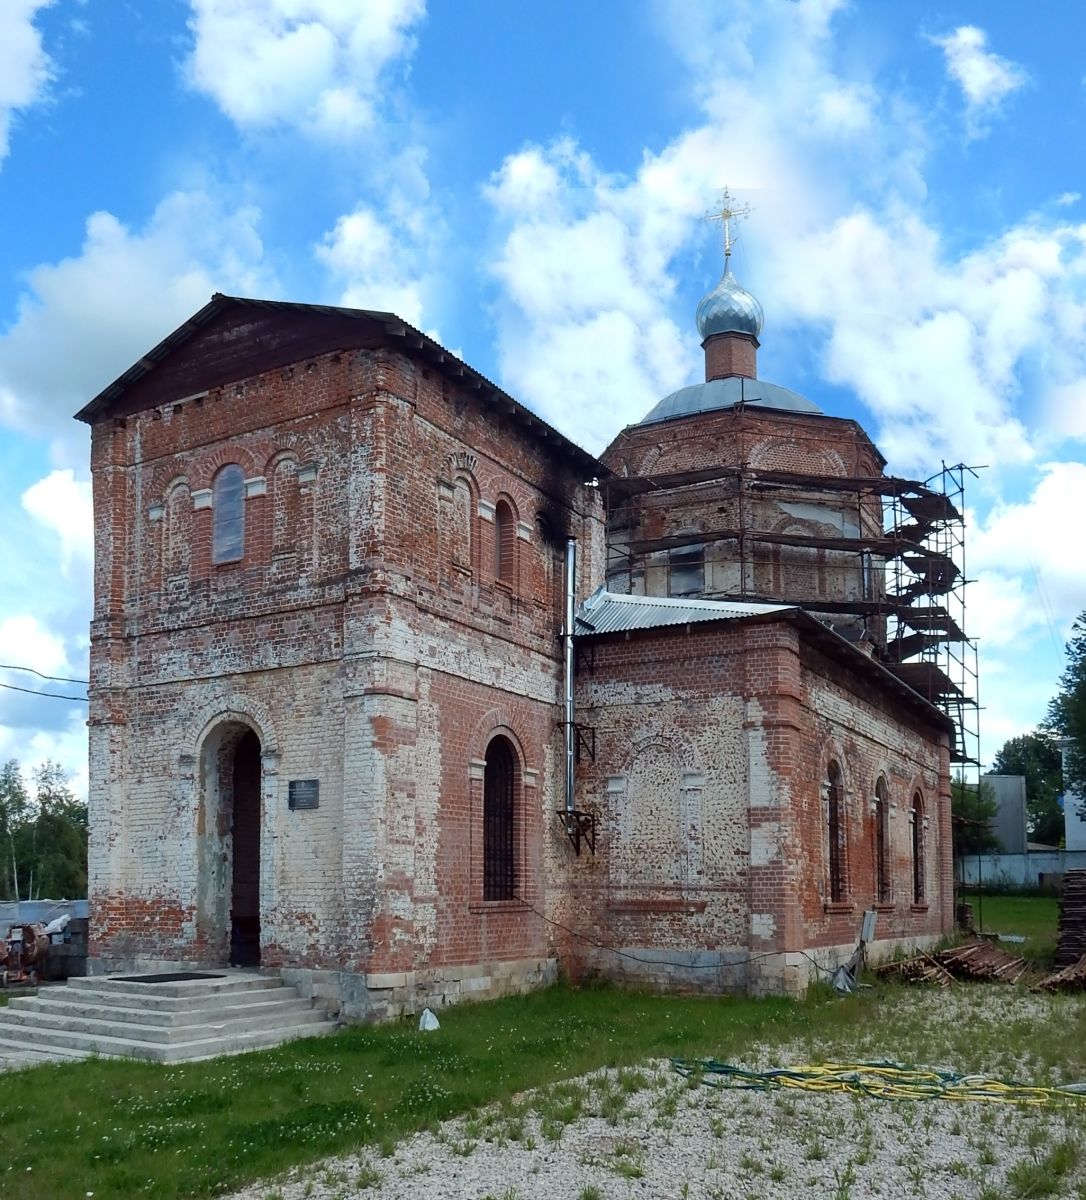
[695,265,764,341]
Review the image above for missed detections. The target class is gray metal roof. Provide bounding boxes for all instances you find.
[638,376,822,426]
[575,588,956,737]
[575,589,793,636]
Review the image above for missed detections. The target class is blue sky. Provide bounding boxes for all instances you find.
[1,0,1085,797]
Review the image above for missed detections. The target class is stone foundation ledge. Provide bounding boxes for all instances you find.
[280,956,559,1023]
[583,948,753,995]
[748,933,944,998]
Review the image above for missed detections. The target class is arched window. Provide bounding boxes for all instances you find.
[874,777,890,903]
[213,464,245,564]
[452,477,474,572]
[826,761,846,903]
[494,499,515,583]
[483,736,516,900]
[164,480,192,577]
[911,791,925,903]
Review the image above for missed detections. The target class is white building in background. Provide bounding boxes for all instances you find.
[1058,739,1086,853]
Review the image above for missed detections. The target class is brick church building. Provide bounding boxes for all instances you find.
[77,239,955,1017]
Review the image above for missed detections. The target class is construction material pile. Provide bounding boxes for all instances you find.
[875,937,1035,987]
[1037,954,1086,993]
[936,939,1035,983]
[1055,870,1086,966]
[874,952,953,987]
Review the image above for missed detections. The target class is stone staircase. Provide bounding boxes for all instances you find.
[0,970,334,1066]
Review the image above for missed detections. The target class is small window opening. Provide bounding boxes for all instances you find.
[494,499,515,583]
[213,464,245,564]
[874,778,890,903]
[669,542,704,597]
[827,761,846,903]
[911,791,925,903]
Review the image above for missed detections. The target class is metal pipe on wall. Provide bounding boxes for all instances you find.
[563,537,577,821]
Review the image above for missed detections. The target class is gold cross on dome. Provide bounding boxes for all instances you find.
[705,187,752,260]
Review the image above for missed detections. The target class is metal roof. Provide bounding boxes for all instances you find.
[638,376,822,425]
[74,294,606,479]
[696,266,764,340]
[574,589,794,636]
[574,588,956,736]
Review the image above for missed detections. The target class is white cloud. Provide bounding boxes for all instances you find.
[22,470,93,576]
[929,25,1027,136]
[186,0,425,138]
[315,204,432,331]
[0,0,54,167]
[479,1,1074,473]
[0,189,272,450]
[0,615,68,680]
[970,462,1086,631]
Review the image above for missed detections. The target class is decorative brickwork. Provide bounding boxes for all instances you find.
[80,296,954,1015]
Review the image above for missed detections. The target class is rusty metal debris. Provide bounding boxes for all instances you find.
[1036,954,1086,994]
[875,937,1037,987]
[1,923,48,986]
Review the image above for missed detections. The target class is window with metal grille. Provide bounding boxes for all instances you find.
[827,761,846,903]
[483,736,515,900]
[494,499,515,583]
[874,777,891,903]
[911,791,925,902]
[213,464,245,564]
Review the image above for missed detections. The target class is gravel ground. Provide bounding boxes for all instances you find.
[229,990,1086,1200]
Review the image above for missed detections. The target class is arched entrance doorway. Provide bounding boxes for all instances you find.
[231,729,261,966]
[197,721,263,967]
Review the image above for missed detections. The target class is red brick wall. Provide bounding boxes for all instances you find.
[86,329,604,988]
[558,616,950,993]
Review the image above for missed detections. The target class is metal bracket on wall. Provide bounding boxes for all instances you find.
[556,809,597,856]
[574,724,596,763]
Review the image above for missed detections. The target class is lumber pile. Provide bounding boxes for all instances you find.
[874,937,1036,987]
[1036,954,1086,993]
[874,952,953,987]
[935,939,1034,984]
[1055,870,1086,966]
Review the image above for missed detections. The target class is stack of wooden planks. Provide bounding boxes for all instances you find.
[1036,954,1086,993]
[874,937,1036,987]
[1055,870,1086,966]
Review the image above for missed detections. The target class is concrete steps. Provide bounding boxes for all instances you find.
[0,970,334,1064]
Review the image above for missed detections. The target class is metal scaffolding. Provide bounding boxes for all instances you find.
[603,460,981,770]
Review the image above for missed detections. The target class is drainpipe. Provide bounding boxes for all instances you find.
[563,537,577,826]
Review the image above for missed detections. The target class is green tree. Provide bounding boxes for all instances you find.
[0,759,86,901]
[1047,611,1086,807]
[951,775,1000,859]
[990,732,1064,846]
[0,759,30,899]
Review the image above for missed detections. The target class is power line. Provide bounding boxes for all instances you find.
[0,663,89,685]
[0,681,88,702]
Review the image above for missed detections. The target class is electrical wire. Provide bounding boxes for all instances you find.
[0,681,88,701]
[0,663,89,685]
[671,1058,1086,1106]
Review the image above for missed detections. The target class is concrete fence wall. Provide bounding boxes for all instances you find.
[957,851,1086,887]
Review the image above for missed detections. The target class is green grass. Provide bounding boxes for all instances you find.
[1,978,1084,1200]
[969,892,1060,961]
